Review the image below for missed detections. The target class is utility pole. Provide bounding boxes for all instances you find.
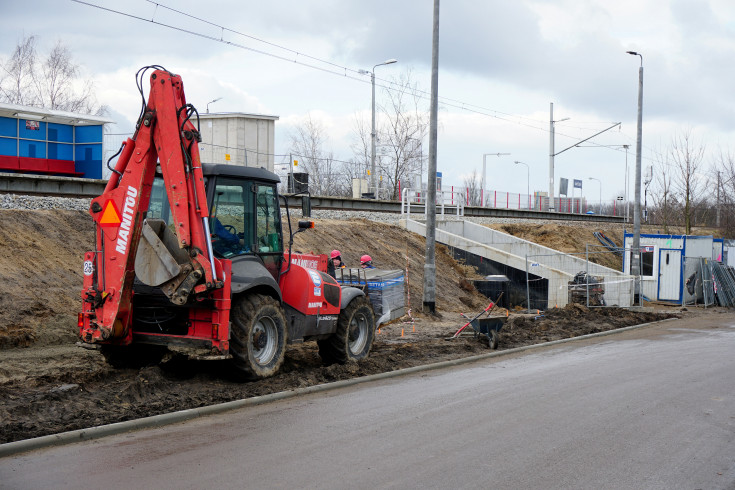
[548,104,571,212]
[624,145,630,223]
[289,153,294,193]
[627,50,644,305]
[423,0,440,314]
[549,103,555,212]
[717,171,721,228]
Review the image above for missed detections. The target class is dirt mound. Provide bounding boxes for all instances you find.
[489,223,625,270]
[0,211,488,349]
[0,208,692,444]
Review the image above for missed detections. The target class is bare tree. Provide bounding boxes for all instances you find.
[288,114,344,196]
[650,151,678,233]
[669,130,706,234]
[347,113,372,196]
[714,148,735,236]
[0,35,106,115]
[463,170,482,206]
[0,35,36,106]
[352,70,429,200]
[379,70,429,200]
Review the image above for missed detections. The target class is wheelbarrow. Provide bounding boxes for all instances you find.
[449,293,505,349]
[466,316,505,349]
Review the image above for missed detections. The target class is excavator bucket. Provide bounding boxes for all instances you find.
[135,219,189,287]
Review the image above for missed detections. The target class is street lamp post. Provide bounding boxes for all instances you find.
[206,97,222,113]
[360,59,398,198]
[588,177,602,214]
[627,50,644,305]
[624,144,630,222]
[482,153,510,206]
[514,161,530,208]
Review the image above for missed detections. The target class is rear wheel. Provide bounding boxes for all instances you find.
[229,294,287,379]
[319,295,375,364]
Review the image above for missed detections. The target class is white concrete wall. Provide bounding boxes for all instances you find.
[403,219,633,308]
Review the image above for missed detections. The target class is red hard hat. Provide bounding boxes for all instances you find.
[360,254,372,264]
[330,250,341,259]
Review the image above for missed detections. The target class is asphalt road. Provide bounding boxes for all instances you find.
[2,314,735,489]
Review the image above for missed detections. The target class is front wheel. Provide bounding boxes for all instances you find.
[229,294,287,379]
[318,295,375,364]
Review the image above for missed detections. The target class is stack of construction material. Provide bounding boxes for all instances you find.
[567,271,606,306]
[683,257,715,306]
[712,262,735,307]
[336,269,406,326]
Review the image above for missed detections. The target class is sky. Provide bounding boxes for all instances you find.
[3,0,735,203]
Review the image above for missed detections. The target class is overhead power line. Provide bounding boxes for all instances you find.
[71,1,552,129]
[74,0,660,164]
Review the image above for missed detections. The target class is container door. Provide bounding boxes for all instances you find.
[658,249,681,301]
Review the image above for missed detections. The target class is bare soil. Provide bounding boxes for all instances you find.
[0,210,698,444]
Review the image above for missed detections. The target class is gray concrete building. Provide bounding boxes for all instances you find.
[198,112,278,172]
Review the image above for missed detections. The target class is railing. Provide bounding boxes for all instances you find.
[401,188,465,217]
[473,188,630,218]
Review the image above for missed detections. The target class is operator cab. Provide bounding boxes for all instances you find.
[146,163,284,279]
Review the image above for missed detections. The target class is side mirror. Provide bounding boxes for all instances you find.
[298,220,315,230]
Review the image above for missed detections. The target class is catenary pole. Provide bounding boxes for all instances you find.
[548,103,555,211]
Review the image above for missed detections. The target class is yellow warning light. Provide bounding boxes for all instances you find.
[99,200,121,227]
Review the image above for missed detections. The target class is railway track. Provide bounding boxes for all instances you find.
[0,172,622,223]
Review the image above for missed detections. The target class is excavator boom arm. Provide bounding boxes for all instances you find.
[80,69,218,343]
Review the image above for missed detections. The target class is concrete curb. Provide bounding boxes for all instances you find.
[0,317,677,458]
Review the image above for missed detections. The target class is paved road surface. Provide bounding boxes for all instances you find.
[2,314,735,489]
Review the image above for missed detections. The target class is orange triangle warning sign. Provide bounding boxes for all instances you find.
[99,200,121,227]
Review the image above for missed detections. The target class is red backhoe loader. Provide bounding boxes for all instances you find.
[79,66,375,379]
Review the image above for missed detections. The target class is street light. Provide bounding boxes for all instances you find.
[627,50,644,305]
[588,177,602,214]
[359,59,398,198]
[514,161,530,206]
[206,97,222,113]
[482,153,510,206]
[623,144,630,222]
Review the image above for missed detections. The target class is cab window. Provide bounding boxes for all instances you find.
[210,178,252,258]
[255,184,283,254]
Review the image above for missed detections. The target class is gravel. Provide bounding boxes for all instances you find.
[0,193,611,229]
[0,194,91,211]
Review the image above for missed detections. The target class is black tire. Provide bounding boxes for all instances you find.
[318,295,375,364]
[229,294,287,379]
[489,330,499,350]
[101,343,167,369]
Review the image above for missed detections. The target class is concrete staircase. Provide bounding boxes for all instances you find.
[401,218,633,308]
